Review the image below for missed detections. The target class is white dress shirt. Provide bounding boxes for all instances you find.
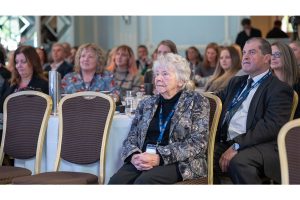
[227,70,270,141]
[50,60,64,71]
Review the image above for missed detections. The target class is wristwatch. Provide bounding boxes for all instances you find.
[232,143,240,151]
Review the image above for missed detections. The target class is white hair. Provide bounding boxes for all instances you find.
[153,53,191,89]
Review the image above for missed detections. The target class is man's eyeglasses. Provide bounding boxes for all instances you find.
[271,51,281,58]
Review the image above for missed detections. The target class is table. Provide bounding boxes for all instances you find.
[15,113,133,184]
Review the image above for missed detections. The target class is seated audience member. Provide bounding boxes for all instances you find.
[143,48,158,84]
[0,47,11,97]
[289,40,300,67]
[195,42,220,87]
[61,42,73,66]
[6,51,15,73]
[61,43,119,98]
[266,20,289,39]
[136,45,152,76]
[143,40,178,89]
[0,45,48,113]
[44,42,73,78]
[0,45,11,80]
[204,46,241,93]
[214,38,293,184]
[231,44,248,76]
[69,46,78,66]
[105,47,117,71]
[110,45,142,100]
[35,47,48,69]
[108,53,209,184]
[185,46,203,81]
[271,41,300,118]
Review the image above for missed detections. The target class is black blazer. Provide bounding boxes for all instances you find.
[216,73,293,182]
[44,61,73,78]
[216,74,293,148]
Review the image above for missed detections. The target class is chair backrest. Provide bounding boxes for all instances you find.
[290,91,298,121]
[55,91,115,184]
[202,92,222,184]
[0,91,52,174]
[278,118,300,184]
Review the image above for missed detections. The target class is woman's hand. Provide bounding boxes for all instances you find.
[131,153,160,171]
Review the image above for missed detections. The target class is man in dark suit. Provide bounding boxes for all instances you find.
[44,42,73,78]
[235,18,262,50]
[214,37,293,184]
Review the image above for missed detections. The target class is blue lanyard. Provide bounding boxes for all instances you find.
[157,101,177,146]
[228,71,271,112]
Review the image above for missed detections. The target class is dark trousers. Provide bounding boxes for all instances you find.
[108,162,182,184]
[214,142,267,184]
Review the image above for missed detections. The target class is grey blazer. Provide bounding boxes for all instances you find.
[121,90,210,180]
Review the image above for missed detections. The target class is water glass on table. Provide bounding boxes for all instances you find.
[125,90,135,116]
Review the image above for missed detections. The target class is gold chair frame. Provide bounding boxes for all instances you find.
[0,91,52,174]
[289,91,298,121]
[277,118,300,184]
[55,91,115,184]
[202,92,222,184]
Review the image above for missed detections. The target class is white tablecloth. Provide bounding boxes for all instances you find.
[15,113,133,183]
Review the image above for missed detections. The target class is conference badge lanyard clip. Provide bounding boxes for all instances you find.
[146,101,177,154]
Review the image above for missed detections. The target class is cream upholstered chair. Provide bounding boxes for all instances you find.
[278,118,300,184]
[0,91,52,184]
[177,92,222,184]
[12,91,115,184]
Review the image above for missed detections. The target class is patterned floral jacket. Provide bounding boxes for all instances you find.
[121,90,210,180]
[61,71,119,96]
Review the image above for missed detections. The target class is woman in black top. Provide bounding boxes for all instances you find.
[109,53,210,184]
[0,45,48,113]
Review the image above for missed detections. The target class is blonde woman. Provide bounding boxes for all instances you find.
[61,43,119,98]
[271,41,300,118]
[204,46,241,93]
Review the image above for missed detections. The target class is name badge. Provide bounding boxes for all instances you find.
[146,144,157,154]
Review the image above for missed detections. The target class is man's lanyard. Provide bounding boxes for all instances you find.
[157,100,178,146]
[227,71,271,112]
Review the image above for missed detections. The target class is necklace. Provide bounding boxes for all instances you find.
[84,81,90,89]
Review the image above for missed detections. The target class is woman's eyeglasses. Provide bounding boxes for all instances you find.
[271,52,281,58]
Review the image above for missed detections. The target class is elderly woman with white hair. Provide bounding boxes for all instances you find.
[109,53,210,184]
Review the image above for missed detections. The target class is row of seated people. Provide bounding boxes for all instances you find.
[0,37,300,184]
[1,38,300,102]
